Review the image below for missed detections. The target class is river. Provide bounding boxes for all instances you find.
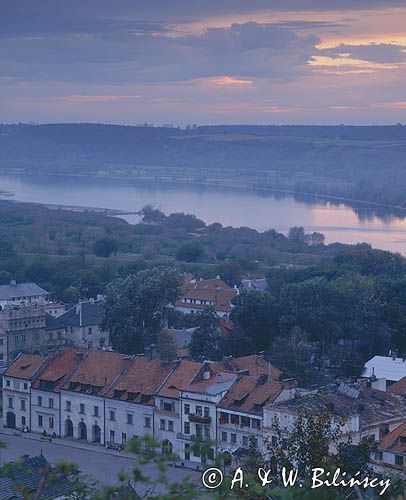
[1,173,405,254]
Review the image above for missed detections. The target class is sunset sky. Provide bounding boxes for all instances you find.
[1,0,406,125]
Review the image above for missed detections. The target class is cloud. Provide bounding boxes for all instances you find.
[58,95,141,103]
[320,43,406,64]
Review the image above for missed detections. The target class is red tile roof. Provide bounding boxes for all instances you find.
[176,276,237,313]
[103,355,173,405]
[158,360,201,398]
[212,355,281,380]
[219,375,288,415]
[5,354,45,380]
[62,350,131,392]
[378,421,406,454]
[387,376,406,396]
[32,348,86,390]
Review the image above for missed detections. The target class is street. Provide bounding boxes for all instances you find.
[0,432,200,491]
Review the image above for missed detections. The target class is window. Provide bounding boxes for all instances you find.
[196,424,203,438]
[8,397,13,409]
[110,410,116,421]
[204,425,210,438]
[0,339,3,345]
[160,419,166,430]
[196,405,202,416]
[374,451,383,461]
[94,406,99,417]
[395,455,404,466]
[0,354,3,362]
[48,398,54,409]
[38,415,43,427]
[163,401,173,412]
[184,404,190,415]
[231,433,237,444]
[271,435,278,446]
[21,416,26,426]
[21,335,26,343]
[242,436,248,447]
[88,327,92,335]
[204,407,210,417]
[222,431,227,442]
[66,401,71,411]
[49,417,54,429]
[6,380,10,387]
[168,420,174,432]
[20,399,26,411]
[79,403,85,414]
[184,422,190,434]
[127,413,133,425]
[38,396,42,407]
[122,433,127,445]
[144,417,151,428]
[109,430,115,443]
[48,333,53,341]
[230,414,239,425]
[23,383,28,390]
[14,336,19,343]
[34,333,39,342]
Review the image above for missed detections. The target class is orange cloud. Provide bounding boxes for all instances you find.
[212,76,253,86]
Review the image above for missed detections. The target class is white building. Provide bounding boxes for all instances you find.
[102,355,173,449]
[363,353,406,388]
[2,353,45,431]
[58,299,110,350]
[0,281,49,310]
[59,351,130,444]
[373,421,406,473]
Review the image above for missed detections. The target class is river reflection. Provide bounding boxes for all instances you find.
[0,174,405,254]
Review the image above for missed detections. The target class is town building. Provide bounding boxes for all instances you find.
[0,281,49,309]
[175,275,237,317]
[373,421,406,473]
[102,355,173,450]
[2,353,45,431]
[264,382,406,451]
[387,376,406,396]
[240,278,267,293]
[59,350,130,444]
[363,353,406,388]
[58,299,110,349]
[218,375,296,459]
[31,348,86,436]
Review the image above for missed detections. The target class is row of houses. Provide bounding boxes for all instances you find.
[3,348,405,472]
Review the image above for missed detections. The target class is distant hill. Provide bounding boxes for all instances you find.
[1,123,405,206]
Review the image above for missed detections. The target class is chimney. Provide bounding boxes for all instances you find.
[391,349,398,360]
[10,280,17,286]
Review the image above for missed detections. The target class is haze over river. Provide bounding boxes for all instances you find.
[1,173,406,254]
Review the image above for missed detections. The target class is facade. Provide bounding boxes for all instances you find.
[0,281,49,309]
[102,355,173,449]
[0,304,66,365]
[58,299,110,349]
[30,348,86,436]
[59,350,130,444]
[175,275,237,317]
[2,353,45,431]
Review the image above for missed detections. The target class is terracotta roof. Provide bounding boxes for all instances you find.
[387,376,406,396]
[213,355,281,380]
[32,348,86,391]
[158,359,201,398]
[5,354,45,380]
[103,356,173,405]
[62,350,130,393]
[177,276,237,313]
[219,375,287,415]
[378,421,406,454]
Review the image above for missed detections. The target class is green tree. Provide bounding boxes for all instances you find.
[102,266,181,354]
[93,237,118,257]
[176,242,204,262]
[189,307,225,361]
[231,291,280,351]
[156,329,178,362]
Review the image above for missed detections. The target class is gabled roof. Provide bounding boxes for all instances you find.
[158,360,202,398]
[387,376,406,396]
[176,276,237,313]
[103,356,173,405]
[58,300,105,328]
[213,355,281,380]
[0,282,49,301]
[32,348,86,391]
[5,353,45,380]
[378,421,406,454]
[0,454,77,500]
[219,376,287,415]
[62,350,130,393]
[363,356,406,382]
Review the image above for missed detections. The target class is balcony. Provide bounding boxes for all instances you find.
[189,414,211,424]
[176,433,196,441]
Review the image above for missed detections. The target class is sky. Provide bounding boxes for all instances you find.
[1,0,406,125]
